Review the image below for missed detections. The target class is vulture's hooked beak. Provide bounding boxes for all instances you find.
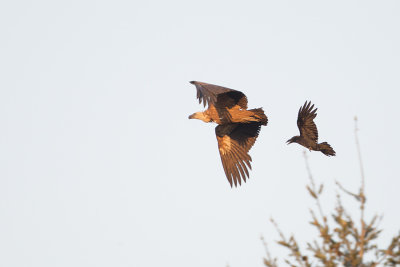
[286,139,293,145]
[188,113,195,119]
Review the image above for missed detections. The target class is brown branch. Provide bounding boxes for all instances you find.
[303,152,326,226]
[354,117,366,260]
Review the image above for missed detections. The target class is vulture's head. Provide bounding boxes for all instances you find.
[188,112,212,123]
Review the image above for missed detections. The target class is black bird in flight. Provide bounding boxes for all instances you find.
[188,81,268,187]
[287,101,336,156]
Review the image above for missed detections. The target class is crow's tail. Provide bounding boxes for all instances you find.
[317,142,336,156]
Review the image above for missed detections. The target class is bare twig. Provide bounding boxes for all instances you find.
[261,236,278,267]
[335,180,360,201]
[304,151,326,225]
[354,117,366,259]
[270,217,287,242]
[270,217,307,267]
[354,116,365,196]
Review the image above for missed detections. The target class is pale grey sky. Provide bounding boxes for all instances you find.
[1,1,400,266]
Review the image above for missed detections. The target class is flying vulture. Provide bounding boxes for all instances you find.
[188,81,268,187]
[287,101,336,156]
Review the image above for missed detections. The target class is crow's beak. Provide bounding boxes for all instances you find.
[286,139,292,145]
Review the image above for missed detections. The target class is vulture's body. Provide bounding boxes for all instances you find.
[287,101,335,156]
[188,81,268,187]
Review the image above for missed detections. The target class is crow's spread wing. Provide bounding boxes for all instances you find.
[297,101,318,142]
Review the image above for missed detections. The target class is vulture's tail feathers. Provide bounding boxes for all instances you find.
[318,142,336,156]
[249,108,268,126]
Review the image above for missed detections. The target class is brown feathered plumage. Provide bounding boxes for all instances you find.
[188,81,268,187]
[287,101,336,156]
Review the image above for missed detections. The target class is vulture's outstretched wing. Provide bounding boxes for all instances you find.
[190,81,248,109]
[297,101,318,142]
[215,122,262,187]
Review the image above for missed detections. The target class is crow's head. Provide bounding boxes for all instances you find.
[286,136,300,145]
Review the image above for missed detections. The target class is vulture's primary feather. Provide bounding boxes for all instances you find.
[189,81,268,187]
[287,101,336,156]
